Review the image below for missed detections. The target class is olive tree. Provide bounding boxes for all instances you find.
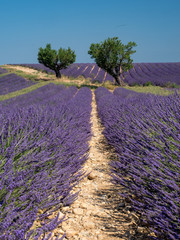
[38,44,76,78]
[88,37,137,85]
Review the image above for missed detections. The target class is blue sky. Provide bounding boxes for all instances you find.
[0,0,180,65]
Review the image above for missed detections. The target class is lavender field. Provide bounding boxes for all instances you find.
[0,64,180,240]
[95,87,180,240]
[0,84,92,239]
[18,62,180,86]
[0,73,36,95]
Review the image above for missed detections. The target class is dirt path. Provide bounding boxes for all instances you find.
[52,92,136,240]
[3,65,48,76]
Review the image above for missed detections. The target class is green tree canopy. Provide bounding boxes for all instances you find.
[38,44,76,78]
[88,37,137,85]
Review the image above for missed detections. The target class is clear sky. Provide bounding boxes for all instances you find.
[0,0,180,65]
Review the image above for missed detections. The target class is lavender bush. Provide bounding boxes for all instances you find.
[95,87,180,240]
[0,74,36,95]
[0,85,92,240]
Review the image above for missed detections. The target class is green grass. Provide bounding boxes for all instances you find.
[54,81,80,87]
[124,85,177,95]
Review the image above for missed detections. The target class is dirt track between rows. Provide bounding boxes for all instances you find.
[54,92,139,240]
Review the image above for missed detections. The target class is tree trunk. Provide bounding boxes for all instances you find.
[55,69,61,78]
[109,67,125,86]
[114,75,125,86]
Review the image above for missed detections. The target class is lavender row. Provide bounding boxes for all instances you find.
[0,67,8,75]
[0,73,36,95]
[95,87,180,240]
[0,86,92,239]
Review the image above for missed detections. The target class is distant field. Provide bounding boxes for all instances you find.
[0,65,178,101]
[0,64,179,101]
[15,62,180,87]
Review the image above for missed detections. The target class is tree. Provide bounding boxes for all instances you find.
[88,37,137,86]
[38,44,76,78]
